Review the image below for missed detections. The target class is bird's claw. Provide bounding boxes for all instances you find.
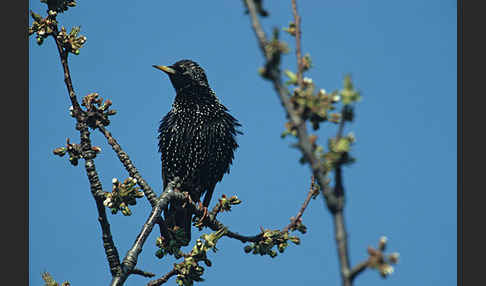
[198,201,209,222]
[193,202,210,230]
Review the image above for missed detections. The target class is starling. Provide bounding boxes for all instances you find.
[154,59,241,244]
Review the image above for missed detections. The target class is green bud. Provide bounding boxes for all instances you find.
[121,207,132,216]
[388,252,400,264]
[302,53,312,71]
[244,245,253,253]
[53,147,67,156]
[69,26,80,37]
[289,236,301,245]
[203,259,212,267]
[284,70,298,85]
[69,156,78,166]
[269,250,277,258]
[252,245,259,254]
[334,138,350,153]
[258,67,266,77]
[229,196,241,205]
[283,22,296,36]
[155,249,164,259]
[281,130,291,138]
[297,224,307,234]
[36,37,44,45]
[174,251,183,259]
[156,237,163,247]
[329,113,341,123]
[31,10,43,22]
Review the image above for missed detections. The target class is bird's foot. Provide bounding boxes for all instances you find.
[198,201,209,221]
[193,202,209,230]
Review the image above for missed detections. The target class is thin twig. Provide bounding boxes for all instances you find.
[146,269,178,286]
[245,0,269,61]
[336,106,347,142]
[110,180,185,286]
[52,26,82,115]
[97,124,158,206]
[51,29,122,277]
[225,230,264,243]
[349,260,370,281]
[332,101,352,286]
[291,0,303,86]
[207,198,224,221]
[192,200,265,243]
[244,0,338,208]
[130,269,156,278]
[333,206,351,286]
[282,176,315,233]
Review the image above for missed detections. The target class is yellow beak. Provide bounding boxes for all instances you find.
[153,65,176,75]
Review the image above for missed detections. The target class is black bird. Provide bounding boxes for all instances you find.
[154,59,241,244]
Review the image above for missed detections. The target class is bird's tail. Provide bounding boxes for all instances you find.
[164,202,192,246]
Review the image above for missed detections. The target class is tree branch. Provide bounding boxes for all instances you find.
[349,260,369,281]
[245,0,269,61]
[83,134,123,277]
[333,206,351,286]
[51,29,123,278]
[244,0,339,209]
[282,176,315,233]
[52,25,82,115]
[97,124,158,206]
[332,108,353,285]
[146,269,178,286]
[129,268,156,278]
[244,1,361,285]
[110,180,185,286]
[291,0,303,87]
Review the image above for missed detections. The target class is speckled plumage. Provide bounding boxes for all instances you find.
[156,60,241,243]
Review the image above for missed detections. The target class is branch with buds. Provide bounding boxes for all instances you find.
[244,1,398,285]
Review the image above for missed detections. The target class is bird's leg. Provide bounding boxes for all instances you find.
[202,186,215,209]
[196,185,215,225]
[198,201,209,222]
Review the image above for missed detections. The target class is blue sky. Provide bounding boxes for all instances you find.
[29,1,456,285]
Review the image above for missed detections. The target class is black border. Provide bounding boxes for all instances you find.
[5,0,28,285]
[462,0,486,285]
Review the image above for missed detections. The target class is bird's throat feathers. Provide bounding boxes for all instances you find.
[173,85,219,107]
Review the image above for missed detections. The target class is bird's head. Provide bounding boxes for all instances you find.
[153,59,209,92]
